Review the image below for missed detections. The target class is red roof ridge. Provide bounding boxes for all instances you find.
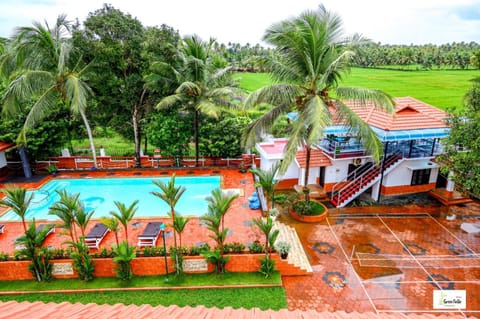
[0,301,465,319]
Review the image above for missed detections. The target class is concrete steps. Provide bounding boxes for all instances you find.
[273,220,313,274]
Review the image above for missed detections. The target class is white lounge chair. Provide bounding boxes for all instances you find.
[137,222,163,247]
[85,223,110,249]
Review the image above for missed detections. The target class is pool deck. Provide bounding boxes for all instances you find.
[1,168,479,317]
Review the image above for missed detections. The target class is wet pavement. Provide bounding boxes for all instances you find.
[279,201,480,318]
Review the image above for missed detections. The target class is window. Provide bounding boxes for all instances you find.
[411,169,431,185]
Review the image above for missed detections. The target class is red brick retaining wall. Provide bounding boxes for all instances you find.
[0,253,307,281]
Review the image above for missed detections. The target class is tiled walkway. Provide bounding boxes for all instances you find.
[1,169,479,318]
[280,201,480,318]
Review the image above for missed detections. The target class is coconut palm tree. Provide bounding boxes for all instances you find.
[242,5,395,203]
[109,200,138,243]
[0,185,33,231]
[151,174,185,250]
[153,35,242,166]
[0,15,97,174]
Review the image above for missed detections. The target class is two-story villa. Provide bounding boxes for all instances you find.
[256,97,450,207]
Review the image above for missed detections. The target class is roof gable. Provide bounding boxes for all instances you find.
[342,97,448,131]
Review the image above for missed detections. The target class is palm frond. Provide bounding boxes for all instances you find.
[64,74,91,115]
[335,86,396,112]
[335,100,384,162]
[241,102,292,149]
[156,93,185,110]
[243,84,299,110]
[22,86,59,132]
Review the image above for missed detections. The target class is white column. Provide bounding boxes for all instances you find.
[446,171,455,192]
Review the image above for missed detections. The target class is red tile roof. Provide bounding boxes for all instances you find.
[341,97,448,131]
[0,142,15,152]
[0,301,461,319]
[295,148,331,168]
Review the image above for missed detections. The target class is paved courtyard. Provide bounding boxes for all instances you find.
[1,169,479,318]
[280,202,480,318]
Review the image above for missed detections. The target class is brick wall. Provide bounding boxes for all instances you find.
[0,253,307,281]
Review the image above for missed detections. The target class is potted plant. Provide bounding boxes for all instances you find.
[275,241,291,259]
[268,207,280,220]
[46,164,58,175]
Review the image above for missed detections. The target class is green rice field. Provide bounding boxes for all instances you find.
[234,68,480,110]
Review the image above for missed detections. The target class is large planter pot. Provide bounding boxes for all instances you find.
[289,201,328,223]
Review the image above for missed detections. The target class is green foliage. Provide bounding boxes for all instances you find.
[145,110,193,157]
[440,80,480,197]
[0,252,9,261]
[69,238,95,282]
[199,115,250,158]
[250,162,280,211]
[14,220,54,282]
[223,242,246,254]
[201,249,230,274]
[292,201,325,216]
[109,200,138,242]
[113,241,136,281]
[258,257,276,278]
[0,185,33,231]
[169,246,184,274]
[252,217,279,257]
[247,241,265,254]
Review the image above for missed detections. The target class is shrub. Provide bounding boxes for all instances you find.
[113,241,136,281]
[292,200,325,216]
[259,257,276,278]
[0,252,9,261]
[248,241,264,254]
[224,242,246,254]
[202,249,230,274]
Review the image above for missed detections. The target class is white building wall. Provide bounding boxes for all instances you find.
[324,159,351,185]
[0,152,7,168]
[382,158,438,186]
[258,156,299,180]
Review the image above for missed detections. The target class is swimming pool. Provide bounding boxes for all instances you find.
[0,176,221,221]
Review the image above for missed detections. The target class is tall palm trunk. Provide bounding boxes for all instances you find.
[18,147,32,179]
[194,108,199,167]
[80,110,97,168]
[133,106,141,168]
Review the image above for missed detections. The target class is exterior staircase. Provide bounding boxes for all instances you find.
[330,152,404,207]
[273,220,313,274]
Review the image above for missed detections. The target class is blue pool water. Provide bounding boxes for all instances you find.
[0,176,221,221]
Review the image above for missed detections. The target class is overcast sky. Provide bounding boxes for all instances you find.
[1,0,479,45]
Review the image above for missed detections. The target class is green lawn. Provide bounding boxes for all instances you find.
[0,287,287,310]
[234,68,480,110]
[0,273,286,310]
[0,272,281,292]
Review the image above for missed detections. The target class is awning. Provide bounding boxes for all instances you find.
[406,161,439,170]
[371,127,450,142]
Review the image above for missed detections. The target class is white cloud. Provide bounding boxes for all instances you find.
[0,0,479,45]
